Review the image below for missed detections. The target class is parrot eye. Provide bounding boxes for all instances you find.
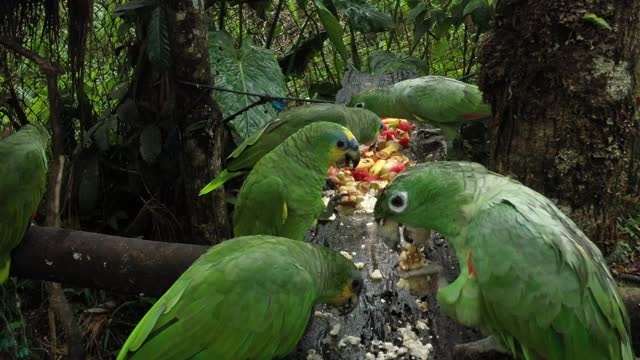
[355,102,365,108]
[351,279,362,292]
[336,140,346,149]
[389,191,408,213]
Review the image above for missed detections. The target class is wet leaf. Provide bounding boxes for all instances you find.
[209,32,287,142]
[315,1,349,62]
[583,13,612,31]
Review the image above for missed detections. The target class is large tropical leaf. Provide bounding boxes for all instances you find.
[208,31,287,142]
[146,6,170,69]
[314,1,349,62]
[333,0,393,33]
[368,51,428,75]
[278,32,328,76]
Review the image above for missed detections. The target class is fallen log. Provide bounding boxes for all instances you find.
[10,225,207,296]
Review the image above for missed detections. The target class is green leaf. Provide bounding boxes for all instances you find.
[333,0,394,33]
[146,6,170,69]
[247,0,271,19]
[315,1,349,62]
[116,98,140,124]
[408,2,428,21]
[208,32,287,142]
[413,9,451,40]
[112,0,155,18]
[583,13,612,30]
[88,117,116,151]
[140,125,162,163]
[463,0,486,16]
[368,51,428,75]
[278,32,328,76]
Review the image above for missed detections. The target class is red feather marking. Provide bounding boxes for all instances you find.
[31,212,36,221]
[462,113,487,119]
[467,250,477,278]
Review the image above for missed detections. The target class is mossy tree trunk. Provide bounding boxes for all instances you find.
[478,0,640,252]
[167,1,231,243]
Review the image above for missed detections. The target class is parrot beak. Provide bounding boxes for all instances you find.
[402,225,431,249]
[340,294,359,315]
[345,149,361,169]
[377,218,402,250]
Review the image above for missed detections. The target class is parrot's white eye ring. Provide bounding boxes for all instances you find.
[389,191,408,213]
[355,102,365,108]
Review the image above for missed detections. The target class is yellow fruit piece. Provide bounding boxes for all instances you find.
[375,151,391,160]
[381,141,402,154]
[356,158,375,169]
[382,118,401,126]
[370,159,387,176]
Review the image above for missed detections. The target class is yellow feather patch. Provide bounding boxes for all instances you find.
[282,202,288,224]
[330,283,354,305]
[342,128,356,142]
[329,148,345,163]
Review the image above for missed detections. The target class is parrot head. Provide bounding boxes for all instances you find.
[325,264,364,314]
[348,88,393,118]
[344,108,385,146]
[325,124,361,169]
[311,241,363,313]
[374,163,470,250]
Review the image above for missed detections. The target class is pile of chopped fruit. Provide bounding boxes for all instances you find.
[325,118,416,216]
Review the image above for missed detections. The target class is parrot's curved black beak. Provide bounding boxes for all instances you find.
[340,294,359,315]
[345,149,360,169]
[377,218,402,251]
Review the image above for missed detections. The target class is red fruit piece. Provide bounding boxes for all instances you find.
[397,120,411,132]
[352,168,370,181]
[389,162,405,173]
[383,123,389,131]
[399,136,410,148]
[364,176,383,182]
[381,129,399,141]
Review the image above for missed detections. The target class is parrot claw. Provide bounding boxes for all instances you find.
[453,336,510,359]
[318,192,349,221]
[398,262,442,278]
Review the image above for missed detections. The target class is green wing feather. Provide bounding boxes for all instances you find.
[201,103,377,194]
[396,76,491,126]
[0,125,49,283]
[118,238,319,360]
[233,176,287,237]
[468,201,633,360]
[227,104,379,172]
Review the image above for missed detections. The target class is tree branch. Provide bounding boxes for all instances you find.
[10,226,207,296]
[0,35,58,75]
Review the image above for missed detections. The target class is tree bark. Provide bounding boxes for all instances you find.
[167,1,231,244]
[11,226,207,296]
[477,0,640,252]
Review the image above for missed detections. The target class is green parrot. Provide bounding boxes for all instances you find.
[199,104,381,195]
[233,122,360,240]
[117,235,363,360]
[0,124,49,284]
[374,162,633,360]
[349,76,491,141]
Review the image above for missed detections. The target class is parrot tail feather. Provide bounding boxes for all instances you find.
[198,169,245,196]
